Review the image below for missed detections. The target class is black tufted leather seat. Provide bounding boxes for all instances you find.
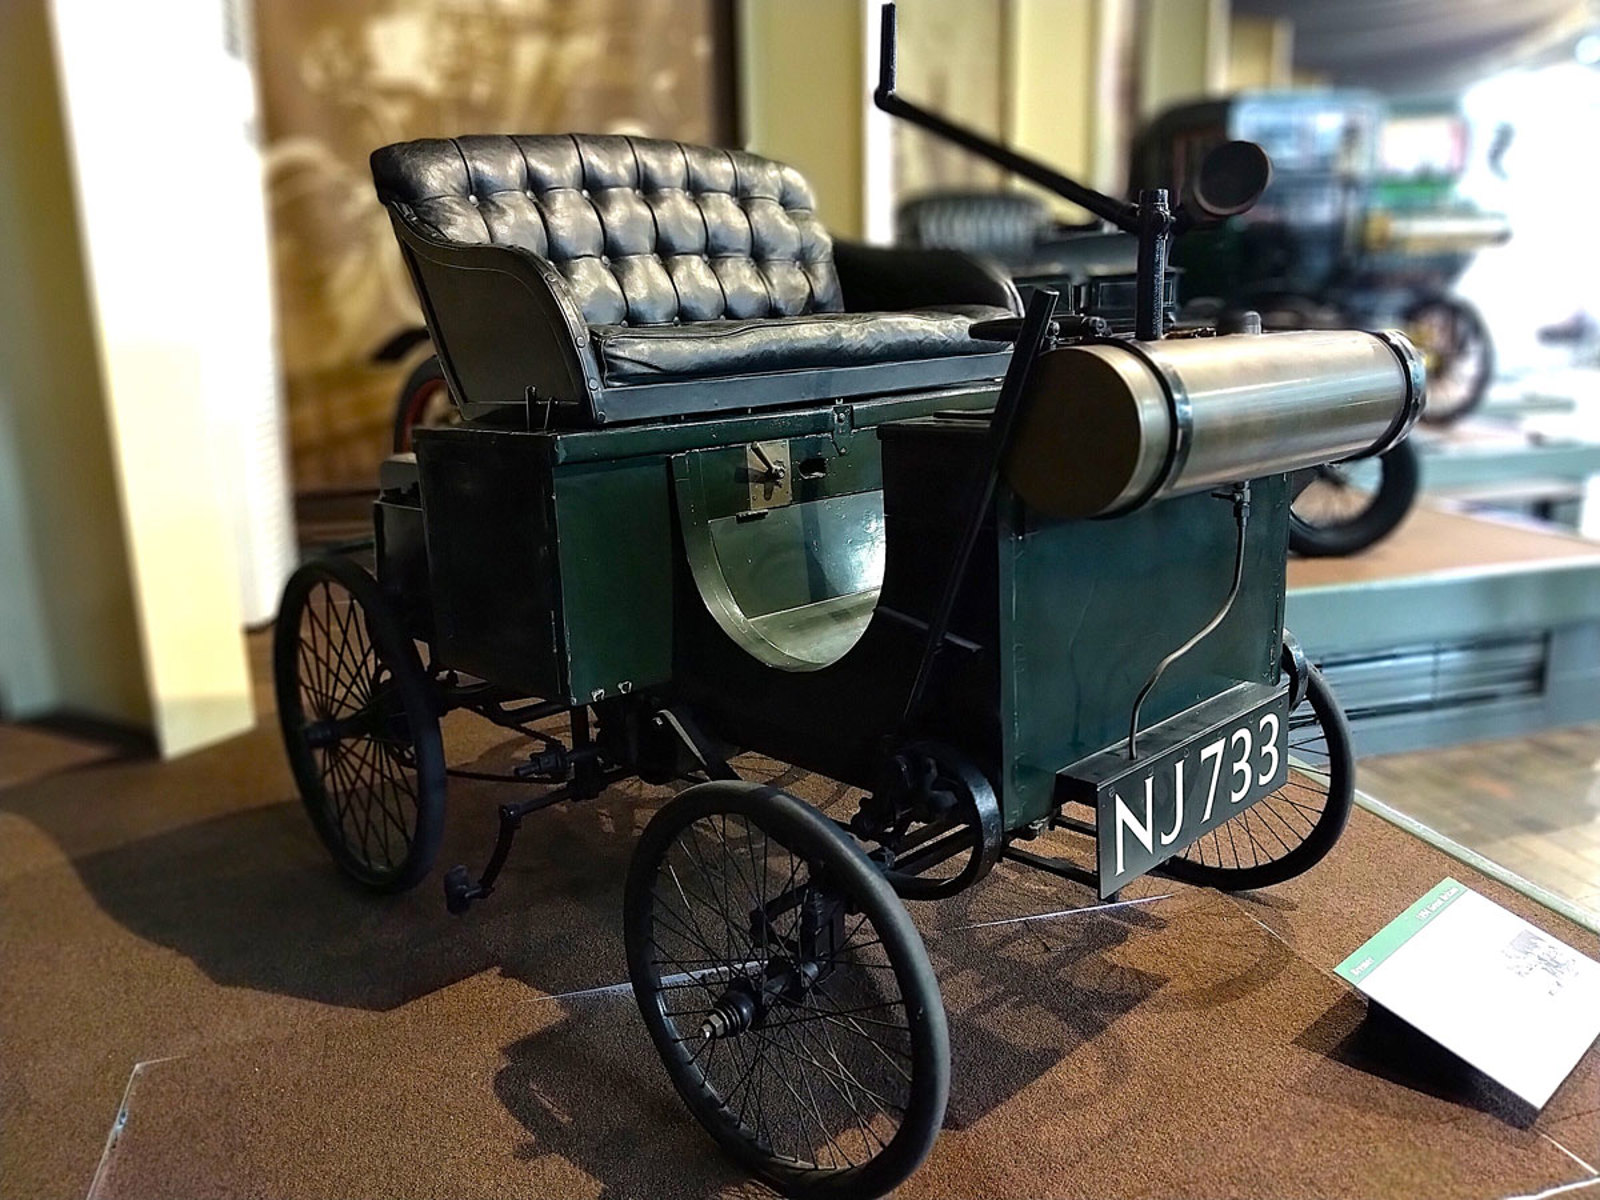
[373,134,1018,426]
[898,190,1139,281]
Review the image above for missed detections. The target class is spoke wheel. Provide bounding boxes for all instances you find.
[1288,440,1418,558]
[1408,295,1493,425]
[274,557,445,891]
[1162,667,1353,891]
[625,782,948,1200]
[391,355,458,452]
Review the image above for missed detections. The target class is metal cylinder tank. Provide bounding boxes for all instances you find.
[1004,328,1425,519]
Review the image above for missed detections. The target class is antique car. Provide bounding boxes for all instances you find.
[272,8,1423,1195]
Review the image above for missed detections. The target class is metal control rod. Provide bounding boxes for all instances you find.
[872,3,1172,338]
[874,4,1137,234]
[899,288,1060,732]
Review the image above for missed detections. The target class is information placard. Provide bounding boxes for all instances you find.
[1336,878,1600,1108]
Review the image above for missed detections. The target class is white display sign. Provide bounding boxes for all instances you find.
[1336,878,1600,1109]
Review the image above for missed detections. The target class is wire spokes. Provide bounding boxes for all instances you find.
[295,578,422,875]
[645,812,913,1173]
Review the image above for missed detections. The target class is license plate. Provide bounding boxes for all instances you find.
[1057,683,1290,897]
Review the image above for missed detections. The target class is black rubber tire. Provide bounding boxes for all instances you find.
[624,781,949,1200]
[274,557,446,891]
[1408,294,1493,426]
[1162,667,1354,891]
[1288,439,1419,558]
[390,355,449,453]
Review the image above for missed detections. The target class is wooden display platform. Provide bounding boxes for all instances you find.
[1287,506,1600,755]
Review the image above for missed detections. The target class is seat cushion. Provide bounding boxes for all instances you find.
[592,304,1013,385]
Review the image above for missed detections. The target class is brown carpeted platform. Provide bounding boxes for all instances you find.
[3,693,1598,1199]
[1286,503,1600,591]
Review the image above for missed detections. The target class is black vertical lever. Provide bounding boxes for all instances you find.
[899,288,1059,732]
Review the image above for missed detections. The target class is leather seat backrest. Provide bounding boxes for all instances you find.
[897,191,1050,260]
[372,134,844,327]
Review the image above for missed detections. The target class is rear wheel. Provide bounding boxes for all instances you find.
[274,557,445,891]
[1408,295,1493,425]
[1288,440,1419,557]
[391,355,456,452]
[1162,667,1353,891]
[624,781,949,1200]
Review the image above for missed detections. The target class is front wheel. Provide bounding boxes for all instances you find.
[1288,440,1419,558]
[1162,666,1354,891]
[624,782,949,1200]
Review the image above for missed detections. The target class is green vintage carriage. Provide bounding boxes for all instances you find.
[273,10,1422,1196]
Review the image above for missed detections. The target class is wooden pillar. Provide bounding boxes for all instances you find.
[0,0,279,756]
[1005,0,1134,218]
[738,0,890,240]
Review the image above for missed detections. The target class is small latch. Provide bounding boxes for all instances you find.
[830,405,853,455]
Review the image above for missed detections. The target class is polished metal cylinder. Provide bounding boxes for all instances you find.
[1364,210,1512,254]
[1005,328,1425,519]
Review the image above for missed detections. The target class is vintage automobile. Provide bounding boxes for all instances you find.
[272,8,1422,1195]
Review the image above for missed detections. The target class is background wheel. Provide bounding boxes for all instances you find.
[1161,667,1353,891]
[274,557,445,891]
[624,781,949,1200]
[1288,440,1419,558]
[391,355,456,453]
[1407,294,1493,425]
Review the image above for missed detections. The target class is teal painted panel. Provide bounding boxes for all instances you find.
[553,456,676,701]
[1000,476,1290,828]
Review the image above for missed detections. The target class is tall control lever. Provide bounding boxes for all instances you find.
[873,2,1272,339]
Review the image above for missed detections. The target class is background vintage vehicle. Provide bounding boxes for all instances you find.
[1133,90,1510,426]
[893,103,1451,560]
[271,8,1424,1195]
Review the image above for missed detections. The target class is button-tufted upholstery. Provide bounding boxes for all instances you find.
[374,134,845,328]
[373,133,1018,426]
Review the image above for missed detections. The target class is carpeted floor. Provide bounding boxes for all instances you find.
[2,680,1598,1199]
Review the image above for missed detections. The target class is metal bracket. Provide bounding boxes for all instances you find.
[1280,630,1311,710]
[744,440,792,510]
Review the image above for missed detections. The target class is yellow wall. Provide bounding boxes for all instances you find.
[0,0,256,756]
[739,0,870,237]
[46,0,256,756]
[1228,15,1293,91]
[1139,0,1230,117]
[1006,0,1133,218]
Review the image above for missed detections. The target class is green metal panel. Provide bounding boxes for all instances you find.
[999,476,1290,828]
[552,456,676,702]
[415,427,567,698]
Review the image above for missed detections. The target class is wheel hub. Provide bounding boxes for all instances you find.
[700,984,759,1039]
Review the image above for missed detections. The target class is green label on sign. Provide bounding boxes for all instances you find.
[1335,877,1470,984]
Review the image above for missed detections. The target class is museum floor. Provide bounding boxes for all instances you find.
[2,641,1599,1200]
[1362,726,1600,921]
